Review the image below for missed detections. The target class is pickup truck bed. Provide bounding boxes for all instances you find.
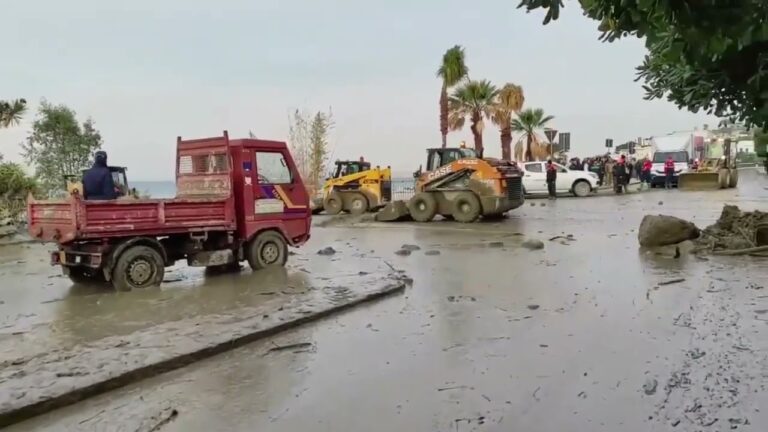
[28,196,236,244]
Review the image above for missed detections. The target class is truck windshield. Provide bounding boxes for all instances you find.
[653,151,688,163]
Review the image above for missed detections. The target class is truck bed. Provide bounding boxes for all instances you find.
[28,196,236,244]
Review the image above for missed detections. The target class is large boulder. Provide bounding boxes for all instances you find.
[638,215,700,247]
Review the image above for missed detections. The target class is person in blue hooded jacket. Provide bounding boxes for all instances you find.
[82,151,117,200]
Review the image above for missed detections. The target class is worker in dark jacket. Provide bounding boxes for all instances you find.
[82,151,117,200]
[545,159,557,200]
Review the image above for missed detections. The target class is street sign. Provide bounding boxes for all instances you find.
[605,138,613,148]
[544,128,558,143]
[558,132,571,152]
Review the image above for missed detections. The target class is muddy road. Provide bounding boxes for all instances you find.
[4,169,768,431]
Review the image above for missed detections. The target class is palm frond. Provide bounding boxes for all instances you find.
[437,45,469,87]
[0,98,27,128]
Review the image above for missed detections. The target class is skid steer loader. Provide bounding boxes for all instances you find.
[405,147,524,222]
[318,159,392,215]
[678,138,738,190]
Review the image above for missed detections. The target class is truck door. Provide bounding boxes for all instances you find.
[523,162,546,193]
[251,149,309,241]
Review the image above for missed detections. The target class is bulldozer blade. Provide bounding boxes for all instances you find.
[375,200,412,222]
[677,172,722,190]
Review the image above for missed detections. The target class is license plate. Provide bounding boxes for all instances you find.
[58,252,82,264]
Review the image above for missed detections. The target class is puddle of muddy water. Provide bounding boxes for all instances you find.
[0,240,398,363]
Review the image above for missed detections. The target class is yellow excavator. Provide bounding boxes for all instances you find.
[318,159,392,215]
[678,138,739,190]
[64,166,137,198]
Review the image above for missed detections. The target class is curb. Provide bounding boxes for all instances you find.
[0,281,405,427]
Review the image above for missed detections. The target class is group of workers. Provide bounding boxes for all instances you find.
[545,153,681,198]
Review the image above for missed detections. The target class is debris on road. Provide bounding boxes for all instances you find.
[394,249,411,256]
[658,278,686,286]
[638,215,700,247]
[527,304,540,310]
[694,205,768,255]
[400,244,421,251]
[447,295,476,302]
[264,342,314,355]
[135,407,179,432]
[643,378,658,395]
[687,348,706,360]
[317,247,337,256]
[424,250,441,256]
[522,239,545,250]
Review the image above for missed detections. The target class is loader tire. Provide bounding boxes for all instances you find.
[247,231,288,271]
[719,169,730,189]
[728,169,738,188]
[112,246,165,291]
[408,192,437,222]
[347,192,369,215]
[323,191,343,215]
[451,191,481,223]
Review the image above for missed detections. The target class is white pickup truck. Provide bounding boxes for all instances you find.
[519,161,598,197]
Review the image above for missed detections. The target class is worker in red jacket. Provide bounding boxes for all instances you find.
[545,159,557,200]
[664,155,676,189]
[641,157,652,190]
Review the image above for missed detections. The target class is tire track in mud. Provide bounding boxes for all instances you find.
[654,272,768,430]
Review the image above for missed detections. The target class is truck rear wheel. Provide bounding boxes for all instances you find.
[324,191,343,215]
[451,191,481,223]
[247,231,287,271]
[347,192,368,215]
[408,192,437,222]
[112,245,165,291]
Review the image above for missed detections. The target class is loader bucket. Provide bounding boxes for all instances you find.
[677,172,722,190]
[375,200,412,222]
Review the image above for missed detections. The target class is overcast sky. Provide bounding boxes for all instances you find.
[1,0,716,180]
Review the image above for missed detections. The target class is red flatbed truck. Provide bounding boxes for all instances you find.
[27,132,312,291]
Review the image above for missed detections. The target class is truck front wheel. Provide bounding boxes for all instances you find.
[247,231,288,271]
[112,246,165,291]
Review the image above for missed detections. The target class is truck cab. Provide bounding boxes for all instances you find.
[28,132,311,291]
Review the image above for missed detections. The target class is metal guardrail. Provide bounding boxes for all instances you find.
[391,179,416,201]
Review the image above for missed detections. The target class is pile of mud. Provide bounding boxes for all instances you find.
[696,205,768,252]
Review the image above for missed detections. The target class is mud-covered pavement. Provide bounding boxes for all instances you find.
[6,169,768,431]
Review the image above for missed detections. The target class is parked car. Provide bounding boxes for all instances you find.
[519,161,598,197]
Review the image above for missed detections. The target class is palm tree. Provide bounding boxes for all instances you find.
[511,108,554,161]
[0,99,27,128]
[448,80,498,156]
[491,83,525,160]
[437,46,469,148]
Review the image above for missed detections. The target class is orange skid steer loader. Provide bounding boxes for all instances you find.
[377,147,524,223]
